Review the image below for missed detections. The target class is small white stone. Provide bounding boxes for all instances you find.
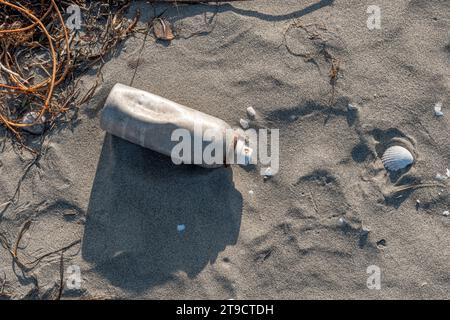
[177,224,186,232]
[348,103,358,111]
[21,111,46,135]
[246,107,256,119]
[338,217,347,226]
[248,190,254,195]
[263,167,273,177]
[361,226,370,235]
[446,169,450,178]
[416,199,421,204]
[435,173,448,181]
[443,211,449,217]
[239,118,249,129]
[434,102,444,117]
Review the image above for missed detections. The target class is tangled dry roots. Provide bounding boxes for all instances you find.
[0,0,138,143]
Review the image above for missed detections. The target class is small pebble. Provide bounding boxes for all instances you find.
[435,173,447,181]
[239,118,249,129]
[246,107,256,119]
[347,103,359,111]
[263,167,273,178]
[361,226,370,235]
[248,190,254,195]
[376,239,387,247]
[443,211,449,217]
[434,102,444,117]
[21,111,46,135]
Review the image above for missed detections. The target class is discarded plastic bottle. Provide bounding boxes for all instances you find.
[100,83,253,168]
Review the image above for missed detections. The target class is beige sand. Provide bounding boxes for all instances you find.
[1,0,449,299]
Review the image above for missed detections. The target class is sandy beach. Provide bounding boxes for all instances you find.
[0,0,449,299]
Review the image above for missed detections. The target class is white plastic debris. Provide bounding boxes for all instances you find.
[21,111,46,135]
[177,224,186,232]
[246,107,256,119]
[443,211,449,217]
[434,102,444,117]
[239,119,249,129]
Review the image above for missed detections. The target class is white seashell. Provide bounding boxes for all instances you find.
[434,102,444,117]
[21,111,46,135]
[246,107,256,119]
[381,146,414,171]
[239,118,249,129]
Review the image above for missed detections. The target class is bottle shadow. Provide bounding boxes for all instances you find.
[82,134,242,292]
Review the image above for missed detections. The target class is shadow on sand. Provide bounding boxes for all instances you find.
[82,134,242,292]
[134,0,335,24]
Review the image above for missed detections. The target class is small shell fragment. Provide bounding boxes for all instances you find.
[361,226,370,235]
[153,18,175,41]
[434,102,444,117]
[347,103,359,111]
[21,111,46,135]
[264,167,273,177]
[338,217,347,226]
[246,107,256,119]
[381,146,414,172]
[435,173,448,181]
[239,119,249,129]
